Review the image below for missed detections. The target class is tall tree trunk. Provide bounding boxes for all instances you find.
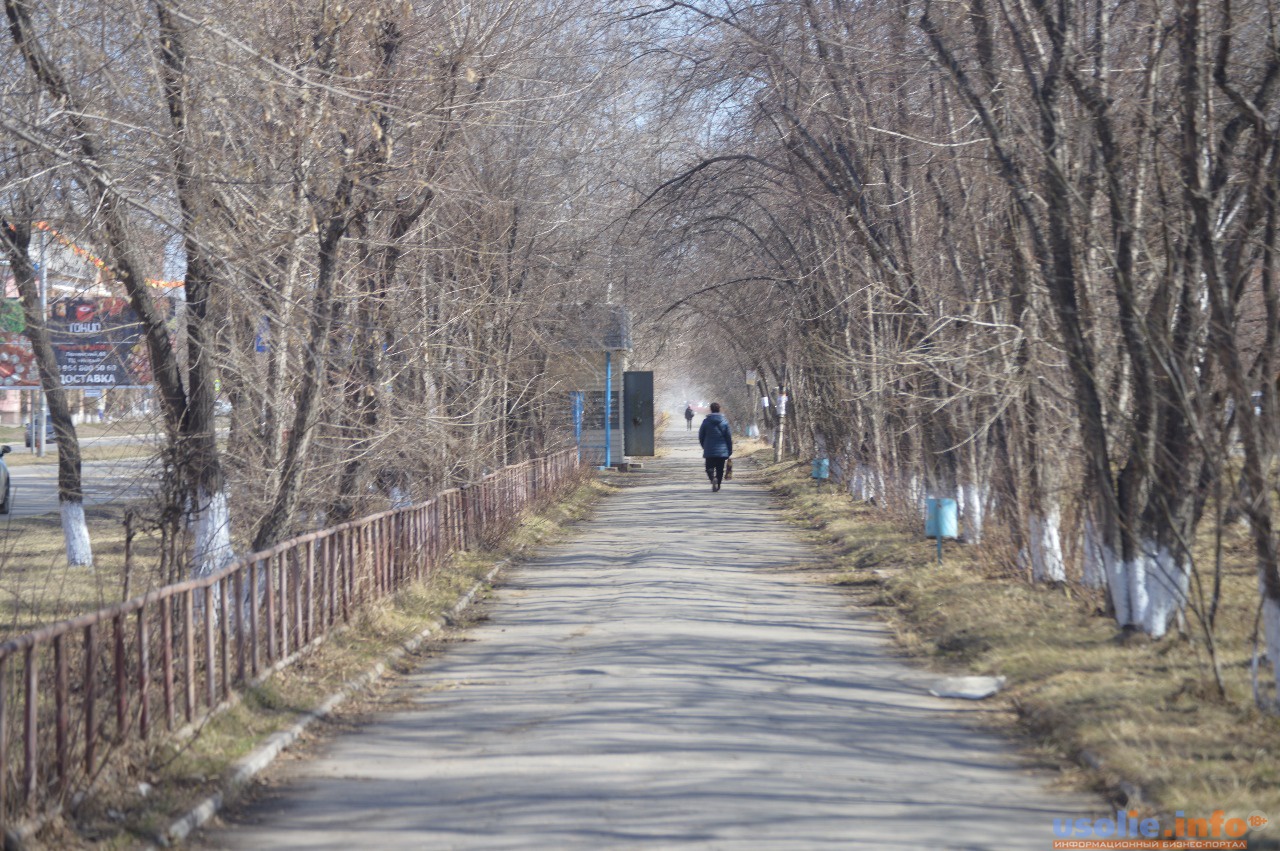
[0,216,93,566]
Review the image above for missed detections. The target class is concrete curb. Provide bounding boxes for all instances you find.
[155,561,507,847]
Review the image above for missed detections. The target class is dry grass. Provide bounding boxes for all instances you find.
[755,451,1280,840]
[36,474,611,849]
[0,502,169,637]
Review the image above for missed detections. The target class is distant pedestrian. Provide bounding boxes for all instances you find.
[684,404,695,430]
[699,402,733,491]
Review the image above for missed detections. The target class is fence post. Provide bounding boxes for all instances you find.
[278,553,288,661]
[250,560,261,676]
[83,624,96,774]
[264,556,276,665]
[306,540,316,644]
[23,646,36,808]
[202,586,215,711]
[160,597,174,732]
[183,591,195,723]
[113,615,126,743]
[1,654,8,821]
[54,635,67,794]
[137,609,150,741]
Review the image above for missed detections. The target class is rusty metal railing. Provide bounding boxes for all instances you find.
[0,448,581,828]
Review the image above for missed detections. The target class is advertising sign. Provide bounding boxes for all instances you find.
[0,294,173,389]
[0,297,38,386]
[48,296,166,388]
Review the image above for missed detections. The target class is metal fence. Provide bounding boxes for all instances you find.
[0,449,581,828]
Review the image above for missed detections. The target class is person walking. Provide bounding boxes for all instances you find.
[699,402,733,491]
[684,404,695,430]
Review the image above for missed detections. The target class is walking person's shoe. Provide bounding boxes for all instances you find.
[714,478,722,492]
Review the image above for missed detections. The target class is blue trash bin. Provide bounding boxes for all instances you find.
[925,498,958,538]
[811,457,830,480]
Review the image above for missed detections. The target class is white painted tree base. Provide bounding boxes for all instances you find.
[61,501,93,567]
[1024,509,1065,583]
[1261,587,1280,711]
[960,482,986,544]
[192,487,235,578]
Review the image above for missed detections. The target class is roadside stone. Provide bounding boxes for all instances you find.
[929,675,1007,700]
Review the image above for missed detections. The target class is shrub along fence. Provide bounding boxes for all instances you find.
[0,449,581,828]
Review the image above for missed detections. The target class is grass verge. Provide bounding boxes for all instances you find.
[0,502,170,637]
[752,451,1280,844]
[31,474,612,850]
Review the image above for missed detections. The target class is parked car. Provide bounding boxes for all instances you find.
[24,419,55,448]
[0,445,11,514]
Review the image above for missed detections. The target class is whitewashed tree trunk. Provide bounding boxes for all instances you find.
[1260,583,1280,711]
[192,487,234,578]
[960,482,987,544]
[1081,517,1110,589]
[906,474,925,512]
[1027,506,1066,583]
[60,501,93,568]
[851,463,874,501]
[1128,543,1188,638]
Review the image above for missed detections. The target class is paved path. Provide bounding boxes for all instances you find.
[203,426,1095,849]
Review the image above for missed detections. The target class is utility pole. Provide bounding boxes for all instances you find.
[36,228,47,457]
[602,350,613,469]
[773,386,787,463]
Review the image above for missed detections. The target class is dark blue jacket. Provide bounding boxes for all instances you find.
[699,413,733,458]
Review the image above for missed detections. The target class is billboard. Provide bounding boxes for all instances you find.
[49,296,168,388]
[0,298,38,386]
[0,295,172,389]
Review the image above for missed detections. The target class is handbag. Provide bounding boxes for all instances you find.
[724,459,734,480]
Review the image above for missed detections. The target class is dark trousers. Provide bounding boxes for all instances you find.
[705,457,727,482]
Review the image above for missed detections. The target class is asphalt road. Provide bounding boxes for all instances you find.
[3,455,158,517]
[200,426,1098,849]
